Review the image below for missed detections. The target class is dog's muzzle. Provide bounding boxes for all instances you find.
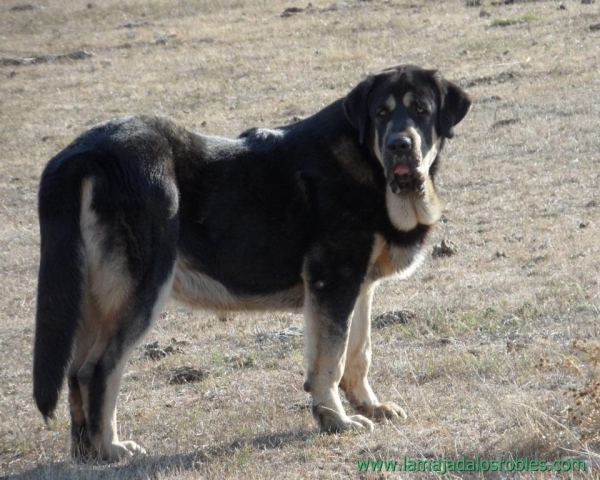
[384,135,424,194]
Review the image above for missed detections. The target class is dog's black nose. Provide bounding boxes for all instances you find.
[386,136,412,153]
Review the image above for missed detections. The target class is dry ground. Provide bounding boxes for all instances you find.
[1,0,599,478]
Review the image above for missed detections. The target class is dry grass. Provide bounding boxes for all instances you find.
[1,0,599,478]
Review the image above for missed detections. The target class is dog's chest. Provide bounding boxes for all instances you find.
[385,191,419,232]
[367,234,425,281]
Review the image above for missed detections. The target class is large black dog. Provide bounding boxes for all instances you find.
[34,65,471,460]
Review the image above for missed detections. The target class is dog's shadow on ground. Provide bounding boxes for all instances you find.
[6,429,314,479]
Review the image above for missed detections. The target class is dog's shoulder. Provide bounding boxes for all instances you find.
[238,126,285,140]
[238,127,288,151]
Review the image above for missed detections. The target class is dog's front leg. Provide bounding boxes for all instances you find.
[302,247,374,433]
[340,282,407,421]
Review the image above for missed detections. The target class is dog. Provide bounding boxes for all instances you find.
[33,64,471,461]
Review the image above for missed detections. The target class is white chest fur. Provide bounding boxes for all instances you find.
[367,234,425,282]
[385,176,441,232]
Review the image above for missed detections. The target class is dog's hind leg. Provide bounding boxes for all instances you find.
[75,261,175,461]
[67,314,96,459]
[68,285,114,459]
[73,173,178,461]
[68,374,92,458]
[302,240,374,433]
[340,283,407,422]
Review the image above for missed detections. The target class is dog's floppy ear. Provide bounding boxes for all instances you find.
[343,75,375,144]
[435,74,471,139]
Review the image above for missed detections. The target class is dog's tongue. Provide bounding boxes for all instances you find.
[393,163,410,175]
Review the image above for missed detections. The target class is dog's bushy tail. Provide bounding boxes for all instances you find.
[33,154,86,421]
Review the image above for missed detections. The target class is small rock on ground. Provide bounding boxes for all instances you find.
[373,310,416,328]
[168,366,209,384]
[256,326,303,342]
[432,239,458,258]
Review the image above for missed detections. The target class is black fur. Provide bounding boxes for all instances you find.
[34,155,87,420]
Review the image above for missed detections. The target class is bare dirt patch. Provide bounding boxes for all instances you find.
[1,0,599,478]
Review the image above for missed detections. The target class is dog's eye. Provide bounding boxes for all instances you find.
[376,108,389,118]
[414,102,428,115]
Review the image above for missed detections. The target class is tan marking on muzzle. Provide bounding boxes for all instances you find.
[403,126,440,176]
[403,126,422,171]
[421,126,441,173]
[373,130,383,163]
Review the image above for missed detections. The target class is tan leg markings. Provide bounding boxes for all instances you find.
[340,283,407,422]
[68,315,97,459]
[96,352,146,461]
[303,291,374,433]
[98,272,173,461]
[69,328,94,458]
[79,333,147,462]
[77,274,173,461]
[68,380,92,458]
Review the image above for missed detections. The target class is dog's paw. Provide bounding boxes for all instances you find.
[353,401,407,422]
[370,402,408,422]
[121,440,146,455]
[348,414,375,431]
[102,440,146,462]
[314,405,374,433]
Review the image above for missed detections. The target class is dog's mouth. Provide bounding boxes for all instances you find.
[384,151,422,194]
[392,162,413,188]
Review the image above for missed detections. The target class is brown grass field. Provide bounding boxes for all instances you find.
[1,0,599,478]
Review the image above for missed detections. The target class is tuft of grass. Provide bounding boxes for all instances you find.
[490,13,536,28]
[225,354,256,369]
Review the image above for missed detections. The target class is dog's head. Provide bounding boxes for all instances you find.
[343,65,471,193]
